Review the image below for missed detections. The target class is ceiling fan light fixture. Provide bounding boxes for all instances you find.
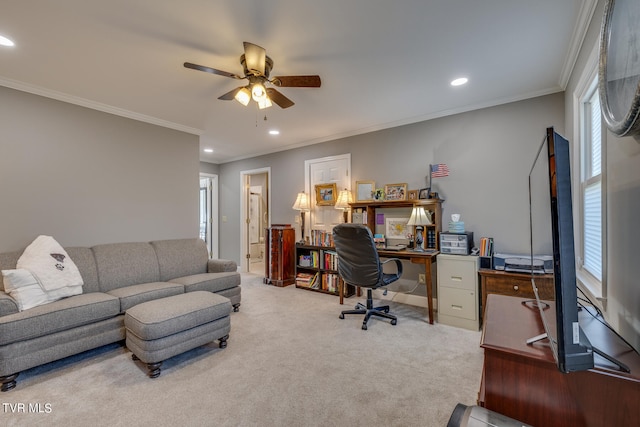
[258,96,272,109]
[251,83,267,101]
[234,87,251,106]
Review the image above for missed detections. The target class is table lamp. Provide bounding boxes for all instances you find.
[406,206,431,252]
[334,189,353,223]
[292,192,310,243]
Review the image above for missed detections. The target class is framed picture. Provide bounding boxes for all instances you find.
[408,189,418,200]
[385,217,410,239]
[384,183,407,201]
[418,187,431,199]
[315,183,337,206]
[355,180,375,201]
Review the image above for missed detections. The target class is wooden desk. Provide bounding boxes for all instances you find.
[339,248,438,324]
[480,294,640,427]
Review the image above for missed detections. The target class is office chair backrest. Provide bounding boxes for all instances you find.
[332,223,382,288]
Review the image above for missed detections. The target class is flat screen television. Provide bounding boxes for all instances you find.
[527,127,594,373]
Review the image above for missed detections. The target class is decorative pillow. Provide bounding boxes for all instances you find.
[17,235,84,291]
[2,269,82,311]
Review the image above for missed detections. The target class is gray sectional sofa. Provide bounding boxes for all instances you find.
[0,238,240,391]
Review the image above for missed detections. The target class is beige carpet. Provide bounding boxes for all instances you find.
[2,273,484,427]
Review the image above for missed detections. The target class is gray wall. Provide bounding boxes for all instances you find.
[218,93,564,267]
[0,86,200,252]
[564,0,640,350]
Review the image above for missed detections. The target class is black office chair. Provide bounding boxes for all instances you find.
[332,223,403,330]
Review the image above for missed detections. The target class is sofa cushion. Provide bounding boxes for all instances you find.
[92,242,160,292]
[107,282,184,313]
[0,292,19,316]
[0,292,120,346]
[0,251,21,292]
[1,269,82,311]
[169,272,240,293]
[150,239,208,281]
[65,247,100,293]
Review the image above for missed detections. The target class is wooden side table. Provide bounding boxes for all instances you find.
[479,269,554,321]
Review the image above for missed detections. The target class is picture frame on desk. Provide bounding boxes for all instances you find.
[355,180,375,201]
[418,187,430,199]
[407,189,418,200]
[384,183,407,200]
[315,183,337,206]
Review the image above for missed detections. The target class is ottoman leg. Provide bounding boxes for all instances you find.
[147,362,163,379]
[219,334,229,349]
[233,303,240,312]
[1,373,19,392]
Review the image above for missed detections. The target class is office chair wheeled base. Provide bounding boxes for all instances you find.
[339,289,397,330]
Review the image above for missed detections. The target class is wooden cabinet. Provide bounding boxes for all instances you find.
[479,269,554,319]
[437,254,479,330]
[264,225,295,287]
[349,199,443,250]
[295,244,355,299]
[480,294,640,427]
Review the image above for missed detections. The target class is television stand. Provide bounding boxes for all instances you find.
[479,294,640,427]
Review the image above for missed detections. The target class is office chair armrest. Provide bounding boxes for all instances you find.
[381,258,403,276]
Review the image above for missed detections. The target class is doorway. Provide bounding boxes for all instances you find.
[240,168,271,274]
[199,174,219,259]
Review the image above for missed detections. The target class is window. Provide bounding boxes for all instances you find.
[579,79,606,296]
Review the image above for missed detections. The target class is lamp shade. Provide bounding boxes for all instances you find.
[406,206,431,226]
[292,192,310,211]
[334,189,353,210]
[234,87,251,106]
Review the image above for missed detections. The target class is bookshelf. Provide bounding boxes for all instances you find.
[349,199,443,250]
[295,244,355,299]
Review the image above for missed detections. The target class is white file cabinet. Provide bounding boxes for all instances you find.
[437,254,479,330]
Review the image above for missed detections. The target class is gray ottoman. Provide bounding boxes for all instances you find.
[125,291,231,378]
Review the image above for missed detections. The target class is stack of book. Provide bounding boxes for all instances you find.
[295,272,318,288]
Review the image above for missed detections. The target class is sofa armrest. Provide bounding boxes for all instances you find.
[0,291,19,316]
[207,259,238,273]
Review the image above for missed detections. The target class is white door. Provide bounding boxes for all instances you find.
[305,154,351,240]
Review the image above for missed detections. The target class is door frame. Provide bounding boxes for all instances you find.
[240,167,271,273]
[199,173,219,259]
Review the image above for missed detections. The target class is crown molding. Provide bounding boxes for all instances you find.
[559,0,599,89]
[0,77,204,136]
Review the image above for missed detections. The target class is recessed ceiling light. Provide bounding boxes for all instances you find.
[269,130,280,135]
[450,77,468,87]
[203,148,214,153]
[0,35,15,47]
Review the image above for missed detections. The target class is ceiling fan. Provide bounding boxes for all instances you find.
[184,42,321,109]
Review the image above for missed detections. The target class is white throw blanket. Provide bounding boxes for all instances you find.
[17,235,84,291]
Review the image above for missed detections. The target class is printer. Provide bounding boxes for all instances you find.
[493,253,553,274]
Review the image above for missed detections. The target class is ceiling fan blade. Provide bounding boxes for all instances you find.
[184,62,243,79]
[271,75,321,87]
[218,87,244,100]
[266,88,295,109]
[243,42,266,75]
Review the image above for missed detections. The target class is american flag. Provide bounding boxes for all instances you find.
[431,163,449,178]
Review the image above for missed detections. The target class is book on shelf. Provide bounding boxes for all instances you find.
[479,237,494,257]
[322,273,340,293]
[310,229,334,247]
[296,272,318,288]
